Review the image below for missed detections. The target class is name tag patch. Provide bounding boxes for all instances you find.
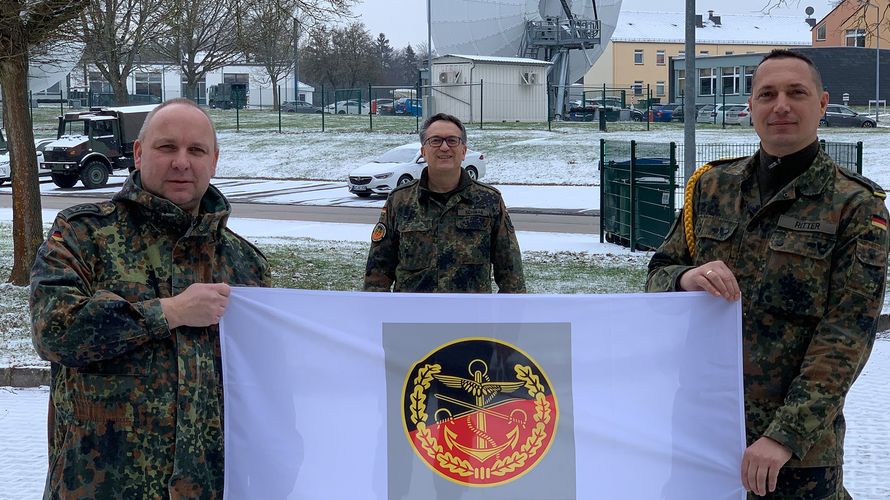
[777,215,837,235]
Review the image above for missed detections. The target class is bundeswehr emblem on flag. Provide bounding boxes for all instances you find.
[402,339,558,486]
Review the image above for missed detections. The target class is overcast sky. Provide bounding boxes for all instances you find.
[350,0,838,49]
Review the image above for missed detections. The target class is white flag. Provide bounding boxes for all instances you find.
[220,289,745,500]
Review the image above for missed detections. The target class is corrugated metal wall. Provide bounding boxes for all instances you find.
[430,59,549,122]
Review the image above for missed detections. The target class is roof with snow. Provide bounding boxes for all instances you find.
[611,11,813,46]
[435,54,553,66]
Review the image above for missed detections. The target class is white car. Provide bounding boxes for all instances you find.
[347,143,487,197]
[723,104,752,126]
[0,135,53,186]
[696,104,728,124]
[324,100,370,115]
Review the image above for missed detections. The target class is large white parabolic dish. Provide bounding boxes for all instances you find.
[430,0,622,84]
[28,42,84,94]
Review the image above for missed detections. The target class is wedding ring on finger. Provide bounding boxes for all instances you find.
[705,270,713,277]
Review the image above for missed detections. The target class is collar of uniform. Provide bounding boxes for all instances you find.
[114,172,231,235]
[418,167,473,200]
[792,148,834,197]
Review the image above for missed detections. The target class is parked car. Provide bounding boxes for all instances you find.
[565,105,597,122]
[371,98,394,114]
[821,105,877,128]
[280,100,321,113]
[648,105,674,122]
[324,99,370,114]
[696,104,730,124]
[670,104,709,122]
[347,143,486,197]
[723,104,752,126]
[393,97,422,117]
[0,132,53,186]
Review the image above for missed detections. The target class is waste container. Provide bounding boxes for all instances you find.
[601,157,676,249]
[602,160,632,245]
[633,175,675,250]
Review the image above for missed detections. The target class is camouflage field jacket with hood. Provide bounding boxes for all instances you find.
[363,168,526,293]
[30,173,270,499]
[647,149,889,467]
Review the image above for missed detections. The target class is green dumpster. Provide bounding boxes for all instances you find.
[633,175,675,250]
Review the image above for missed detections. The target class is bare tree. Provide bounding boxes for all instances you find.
[153,0,243,100]
[0,0,89,285]
[76,0,166,105]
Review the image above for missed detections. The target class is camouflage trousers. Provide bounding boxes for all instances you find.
[748,467,850,500]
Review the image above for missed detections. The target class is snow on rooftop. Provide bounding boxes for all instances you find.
[612,11,813,45]
[437,54,553,65]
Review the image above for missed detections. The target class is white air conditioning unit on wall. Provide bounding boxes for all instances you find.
[437,71,463,84]
[521,72,537,85]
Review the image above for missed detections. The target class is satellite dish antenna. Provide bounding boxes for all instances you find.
[430,0,622,115]
[28,42,84,93]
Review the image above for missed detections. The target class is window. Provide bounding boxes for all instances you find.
[224,73,250,84]
[816,24,827,41]
[656,50,666,65]
[699,68,716,96]
[656,81,665,97]
[632,81,644,96]
[721,66,740,95]
[181,75,207,104]
[845,29,866,47]
[135,72,162,98]
[634,49,644,65]
[700,50,709,55]
[88,71,113,94]
[678,50,685,56]
[677,70,685,97]
[744,66,755,94]
[724,51,733,55]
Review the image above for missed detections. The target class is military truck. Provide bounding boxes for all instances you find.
[207,82,248,110]
[41,105,156,189]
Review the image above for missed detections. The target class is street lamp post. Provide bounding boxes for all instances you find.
[861,0,880,123]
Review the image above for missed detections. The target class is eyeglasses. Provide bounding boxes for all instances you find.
[424,136,463,148]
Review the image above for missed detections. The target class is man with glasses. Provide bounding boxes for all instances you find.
[363,113,525,293]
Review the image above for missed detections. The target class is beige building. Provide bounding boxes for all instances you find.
[583,10,812,104]
[812,0,890,49]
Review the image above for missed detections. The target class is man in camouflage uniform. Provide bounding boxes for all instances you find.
[30,98,270,498]
[647,50,888,498]
[363,113,525,293]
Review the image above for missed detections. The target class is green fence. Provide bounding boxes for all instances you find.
[601,140,864,251]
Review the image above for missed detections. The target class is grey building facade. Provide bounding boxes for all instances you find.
[669,47,890,106]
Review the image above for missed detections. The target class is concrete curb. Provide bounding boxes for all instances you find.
[4,314,890,388]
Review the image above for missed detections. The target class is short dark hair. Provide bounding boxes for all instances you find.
[752,49,824,91]
[137,98,218,151]
[419,113,467,144]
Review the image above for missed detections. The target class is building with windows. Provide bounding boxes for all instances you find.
[33,62,314,109]
[583,10,812,104]
[668,46,890,106]
[811,0,889,49]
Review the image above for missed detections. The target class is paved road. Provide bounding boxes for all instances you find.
[0,193,601,234]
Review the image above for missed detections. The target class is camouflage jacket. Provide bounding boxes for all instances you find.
[363,168,526,293]
[30,174,270,499]
[647,149,888,467]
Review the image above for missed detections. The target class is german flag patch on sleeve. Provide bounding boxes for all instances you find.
[871,215,888,231]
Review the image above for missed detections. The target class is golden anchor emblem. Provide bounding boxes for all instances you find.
[432,359,528,464]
